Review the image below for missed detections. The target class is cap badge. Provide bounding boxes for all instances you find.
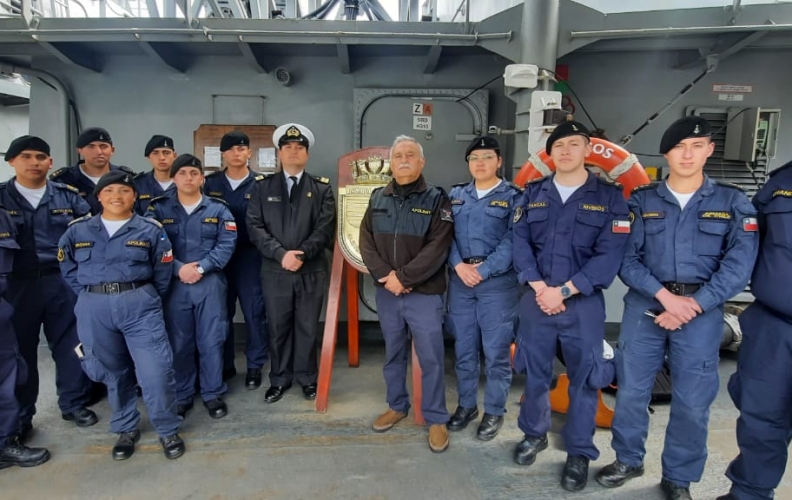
[571,124,578,132]
[694,124,700,134]
[286,126,300,137]
[123,175,131,183]
[480,139,485,147]
[99,133,105,140]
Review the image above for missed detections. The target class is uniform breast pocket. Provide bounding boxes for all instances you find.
[201,223,218,239]
[526,208,549,241]
[74,249,91,262]
[573,211,607,248]
[371,210,392,234]
[484,206,509,236]
[124,247,149,262]
[764,198,792,247]
[696,220,729,256]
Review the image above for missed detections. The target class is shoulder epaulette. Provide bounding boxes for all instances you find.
[68,214,92,226]
[714,180,746,192]
[50,167,70,179]
[133,170,148,179]
[451,182,467,188]
[769,160,792,177]
[507,181,523,192]
[313,175,330,185]
[117,165,136,174]
[50,181,81,194]
[148,195,169,206]
[140,216,163,229]
[204,170,221,178]
[631,183,657,193]
[209,196,229,206]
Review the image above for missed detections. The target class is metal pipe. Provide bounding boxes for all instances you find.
[0,26,513,40]
[464,0,469,28]
[571,23,792,39]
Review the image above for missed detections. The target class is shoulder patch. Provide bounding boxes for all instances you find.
[313,176,330,185]
[209,196,229,206]
[50,167,70,179]
[68,214,92,226]
[140,216,163,229]
[714,180,746,192]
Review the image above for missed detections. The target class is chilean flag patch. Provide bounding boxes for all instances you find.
[743,217,758,232]
[161,249,173,263]
[224,221,237,231]
[612,220,631,234]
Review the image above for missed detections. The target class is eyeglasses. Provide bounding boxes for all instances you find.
[466,154,498,162]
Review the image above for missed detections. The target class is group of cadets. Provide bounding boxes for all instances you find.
[0,116,789,500]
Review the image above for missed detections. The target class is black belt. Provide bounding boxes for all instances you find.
[12,269,61,280]
[663,282,702,296]
[86,281,149,295]
[463,257,486,265]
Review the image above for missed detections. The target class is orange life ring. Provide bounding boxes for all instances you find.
[514,138,651,199]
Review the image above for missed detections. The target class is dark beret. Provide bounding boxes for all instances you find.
[465,136,501,161]
[4,135,51,161]
[94,170,136,197]
[76,127,112,148]
[659,116,712,154]
[220,131,250,152]
[170,154,203,177]
[546,121,591,155]
[144,135,175,157]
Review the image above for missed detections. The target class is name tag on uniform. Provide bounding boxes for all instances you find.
[203,217,219,224]
[528,202,548,209]
[244,193,252,199]
[451,199,465,205]
[74,242,94,249]
[580,203,607,213]
[267,196,281,202]
[0,232,11,238]
[50,208,73,215]
[412,208,432,215]
[489,200,509,208]
[126,240,151,248]
[138,194,152,200]
[642,211,665,219]
[6,210,20,216]
[208,192,223,197]
[772,189,792,198]
[160,218,176,224]
[699,211,731,220]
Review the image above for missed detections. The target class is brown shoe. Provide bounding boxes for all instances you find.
[428,424,449,453]
[372,408,408,433]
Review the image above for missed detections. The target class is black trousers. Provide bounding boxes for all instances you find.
[262,271,326,387]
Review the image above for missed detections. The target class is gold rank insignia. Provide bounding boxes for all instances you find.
[286,126,300,137]
[57,247,65,262]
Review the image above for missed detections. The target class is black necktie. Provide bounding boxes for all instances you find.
[289,176,298,203]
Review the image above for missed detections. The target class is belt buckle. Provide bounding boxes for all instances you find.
[104,283,120,294]
[668,283,682,295]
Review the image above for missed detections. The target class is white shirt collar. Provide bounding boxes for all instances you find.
[283,169,304,184]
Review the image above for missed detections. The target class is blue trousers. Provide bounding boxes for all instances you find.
[516,289,604,460]
[725,302,792,500]
[446,272,517,415]
[10,274,92,423]
[222,246,268,371]
[75,285,181,437]
[375,288,450,426]
[612,291,722,487]
[0,299,24,445]
[165,272,228,404]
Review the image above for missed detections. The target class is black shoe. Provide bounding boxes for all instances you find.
[264,385,291,403]
[476,413,503,441]
[513,434,548,466]
[159,434,185,460]
[245,369,262,390]
[111,430,140,461]
[447,406,479,432]
[660,479,693,500]
[302,384,317,400]
[62,407,98,427]
[19,423,33,445]
[596,459,645,488]
[0,435,50,469]
[204,398,228,419]
[222,367,237,382]
[561,455,590,492]
[177,401,194,418]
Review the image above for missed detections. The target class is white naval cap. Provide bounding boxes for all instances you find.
[273,123,315,149]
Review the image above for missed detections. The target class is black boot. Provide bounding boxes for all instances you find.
[475,413,503,441]
[660,479,693,500]
[245,369,262,390]
[513,435,548,466]
[561,455,589,492]
[160,434,185,460]
[112,430,141,461]
[0,435,50,469]
[596,459,645,488]
[61,407,99,427]
[204,398,228,419]
[446,406,479,432]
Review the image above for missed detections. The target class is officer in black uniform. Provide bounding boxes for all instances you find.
[134,135,177,215]
[246,123,336,403]
[50,127,135,215]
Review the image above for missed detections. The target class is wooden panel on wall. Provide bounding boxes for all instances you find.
[193,124,276,173]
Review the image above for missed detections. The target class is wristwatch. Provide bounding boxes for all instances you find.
[196,265,205,275]
[560,285,572,299]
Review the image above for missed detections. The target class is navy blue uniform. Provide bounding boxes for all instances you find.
[723,162,792,500]
[613,176,758,488]
[134,171,175,215]
[148,195,237,404]
[51,164,135,215]
[513,172,630,459]
[58,215,181,438]
[446,180,520,416]
[0,209,22,446]
[204,170,268,372]
[0,179,93,427]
